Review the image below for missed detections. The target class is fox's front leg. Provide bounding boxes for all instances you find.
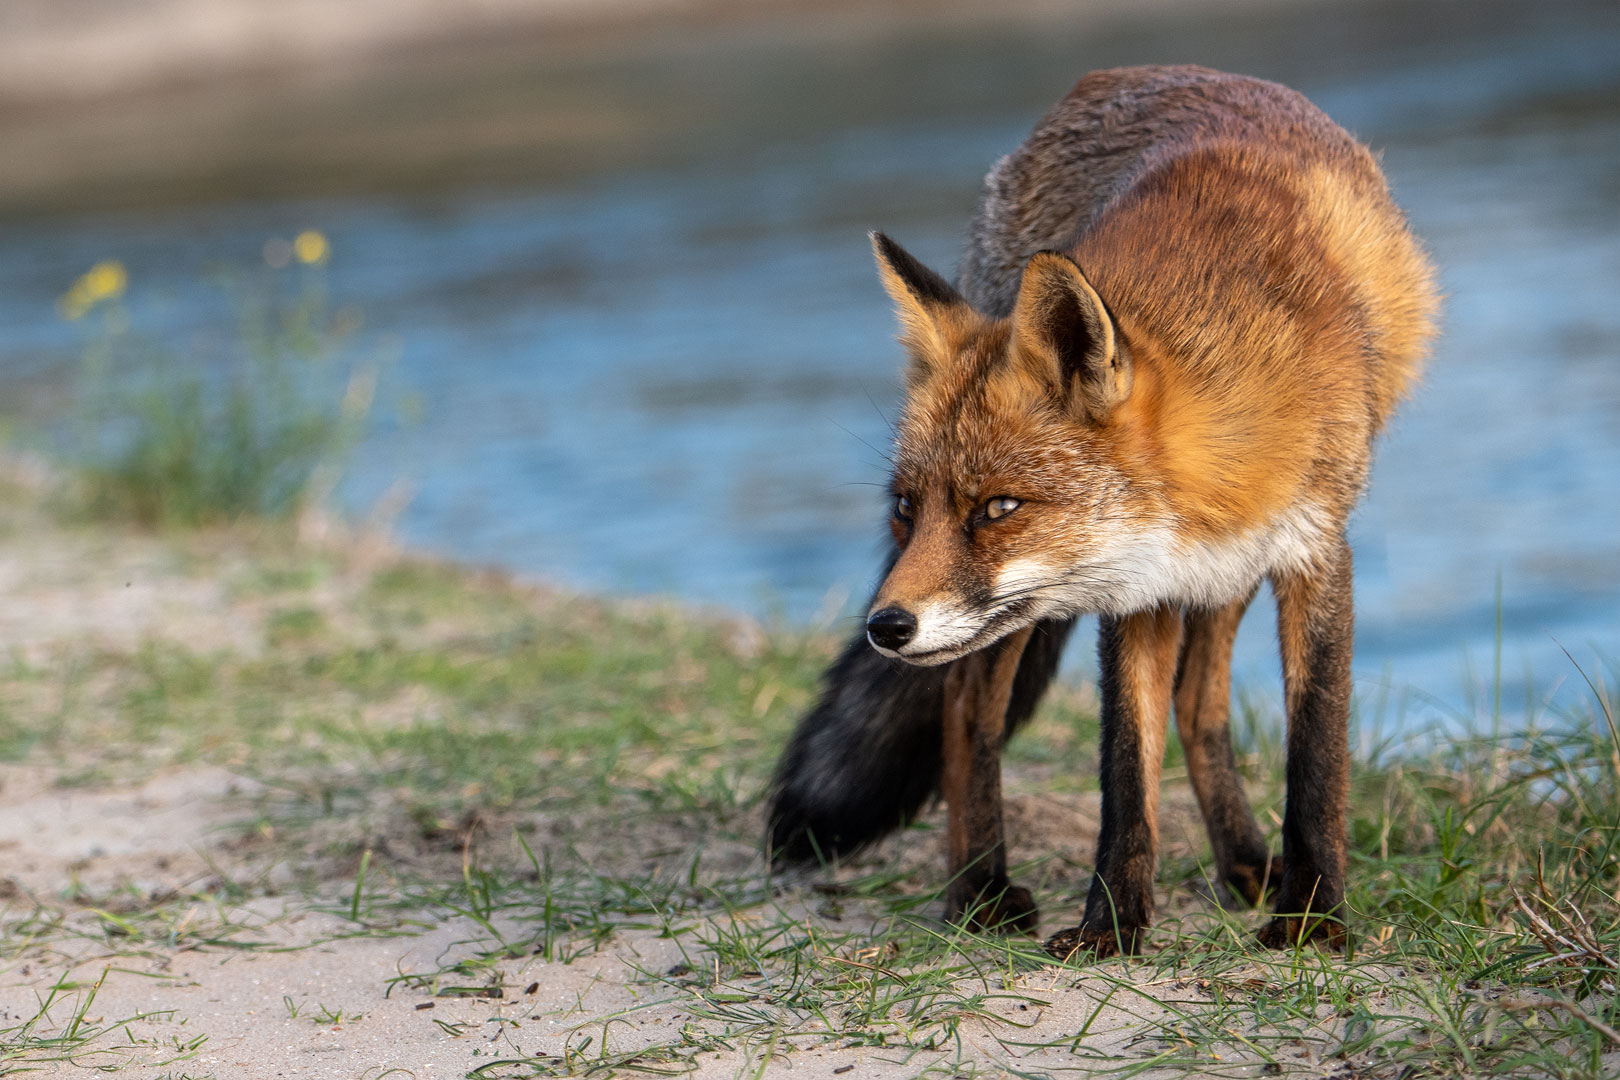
[1176,591,1281,906]
[1258,535,1353,950]
[941,625,1036,933]
[1046,604,1181,959]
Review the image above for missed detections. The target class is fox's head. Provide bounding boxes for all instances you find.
[864,232,1165,665]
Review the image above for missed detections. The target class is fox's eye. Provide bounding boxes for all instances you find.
[894,495,914,520]
[984,496,1021,520]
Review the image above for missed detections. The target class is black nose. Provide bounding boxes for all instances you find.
[866,606,917,651]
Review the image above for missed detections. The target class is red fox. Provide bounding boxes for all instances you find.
[767,66,1438,956]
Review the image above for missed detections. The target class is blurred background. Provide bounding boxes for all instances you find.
[0,0,1616,730]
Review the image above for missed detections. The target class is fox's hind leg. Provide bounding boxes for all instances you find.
[1046,604,1182,959]
[941,625,1037,933]
[1257,535,1353,950]
[1175,589,1281,906]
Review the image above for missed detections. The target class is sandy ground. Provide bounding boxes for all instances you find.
[0,709,1255,1078]
[0,763,1312,1079]
[0,758,1267,1078]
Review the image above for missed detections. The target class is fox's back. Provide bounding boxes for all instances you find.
[961,65,1437,428]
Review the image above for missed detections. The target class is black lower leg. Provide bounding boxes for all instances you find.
[1260,538,1353,949]
[1047,606,1179,959]
[942,628,1037,933]
[1176,593,1276,905]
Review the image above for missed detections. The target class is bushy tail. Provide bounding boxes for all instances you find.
[766,616,1075,865]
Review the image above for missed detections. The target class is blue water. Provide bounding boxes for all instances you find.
[2,0,1617,731]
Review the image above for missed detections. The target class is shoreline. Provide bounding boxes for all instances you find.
[0,0,1357,218]
[0,0,1318,109]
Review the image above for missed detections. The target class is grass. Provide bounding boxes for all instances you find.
[0,968,202,1074]
[0,481,1611,1077]
[52,241,378,528]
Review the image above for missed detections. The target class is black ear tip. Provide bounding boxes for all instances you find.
[872,232,964,308]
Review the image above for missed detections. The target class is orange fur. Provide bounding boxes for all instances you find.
[1114,605,1181,836]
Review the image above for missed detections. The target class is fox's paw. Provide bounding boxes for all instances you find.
[947,882,1038,935]
[1256,913,1347,951]
[1224,855,1286,908]
[1042,921,1145,962]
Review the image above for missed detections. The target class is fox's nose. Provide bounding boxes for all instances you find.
[866,606,918,651]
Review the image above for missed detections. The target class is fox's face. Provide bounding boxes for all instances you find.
[865,234,1161,665]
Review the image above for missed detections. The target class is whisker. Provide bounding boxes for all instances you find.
[982,583,1060,607]
[864,390,897,438]
[831,420,894,468]
[979,561,1160,609]
[1074,563,1154,580]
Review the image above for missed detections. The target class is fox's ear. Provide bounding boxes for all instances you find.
[1012,252,1128,421]
[871,232,966,367]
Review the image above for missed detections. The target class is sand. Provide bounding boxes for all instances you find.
[0,759,1278,1078]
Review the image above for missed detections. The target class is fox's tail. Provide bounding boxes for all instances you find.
[766,616,1075,865]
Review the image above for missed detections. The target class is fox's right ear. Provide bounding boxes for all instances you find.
[1011,251,1128,422]
[871,232,967,371]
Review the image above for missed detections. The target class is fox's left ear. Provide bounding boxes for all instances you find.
[872,232,968,377]
[1012,252,1129,422]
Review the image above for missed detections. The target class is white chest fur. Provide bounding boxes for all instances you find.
[997,501,1334,619]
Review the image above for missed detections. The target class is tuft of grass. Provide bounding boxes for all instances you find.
[58,243,379,527]
[0,969,203,1075]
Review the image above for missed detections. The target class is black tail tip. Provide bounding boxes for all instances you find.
[764,796,837,869]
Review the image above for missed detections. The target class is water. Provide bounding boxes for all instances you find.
[2,0,1617,728]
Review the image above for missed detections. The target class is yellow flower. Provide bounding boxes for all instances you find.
[58,259,127,320]
[294,230,330,265]
[83,260,127,301]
